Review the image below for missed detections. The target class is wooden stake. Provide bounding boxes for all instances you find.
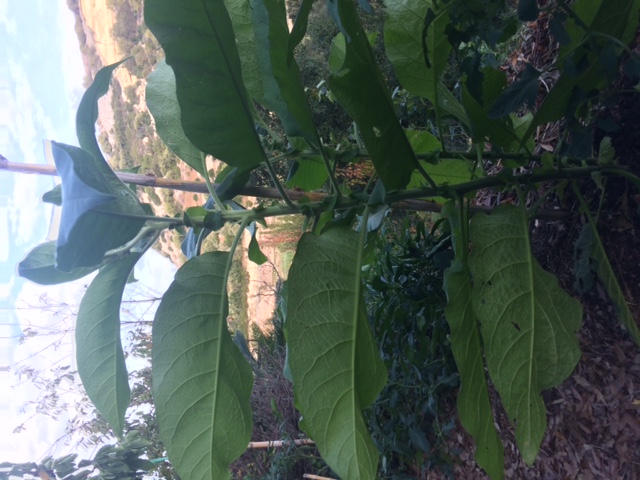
[0,156,571,219]
[247,439,315,449]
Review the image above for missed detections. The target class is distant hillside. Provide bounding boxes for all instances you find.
[65,0,208,266]
[64,0,297,334]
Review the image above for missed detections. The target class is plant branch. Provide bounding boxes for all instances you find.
[248,439,315,449]
[414,160,437,188]
[98,211,184,226]
[251,102,283,143]
[319,144,342,196]
[263,155,297,209]
[103,226,163,259]
[3,157,617,219]
[202,153,225,211]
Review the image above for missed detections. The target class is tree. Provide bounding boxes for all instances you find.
[0,430,157,480]
[6,288,176,478]
[8,0,640,478]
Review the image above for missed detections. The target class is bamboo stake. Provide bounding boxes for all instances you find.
[247,439,315,449]
[0,156,571,219]
[302,474,336,480]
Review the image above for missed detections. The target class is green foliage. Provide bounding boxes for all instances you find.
[0,430,155,479]
[17,241,96,285]
[469,205,583,464]
[521,0,640,153]
[287,226,387,478]
[49,141,145,271]
[76,59,129,164]
[443,202,503,479]
[328,0,420,190]
[146,60,207,177]
[251,0,318,145]
[365,220,459,475]
[573,188,640,345]
[145,0,267,170]
[153,253,254,480]
[15,0,640,478]
[76,252,143,438]
[232,287,331,479]
[384,0,451,111]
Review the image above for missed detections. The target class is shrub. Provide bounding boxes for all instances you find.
[365,219,459,476]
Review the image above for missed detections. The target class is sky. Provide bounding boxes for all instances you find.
[0,0,177,465]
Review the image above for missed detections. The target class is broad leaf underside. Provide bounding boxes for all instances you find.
[153,253,253,480]
[469,205,582,465]
[287,227,387,479]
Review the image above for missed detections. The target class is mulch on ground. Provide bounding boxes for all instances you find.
[434,4,640,478]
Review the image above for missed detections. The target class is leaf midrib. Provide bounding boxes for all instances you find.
[350,217,369,474]
[517,204,537,440]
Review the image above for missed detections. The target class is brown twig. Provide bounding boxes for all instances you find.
[0,158,571,219]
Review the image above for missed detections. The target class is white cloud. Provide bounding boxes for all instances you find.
[0,206,8,262]
[0,278,15,300]
[57,2,86,124]
[1,373,75,462]
[0,0,17,36]
[5,59,57,246]
[134,249,177,295]
[8,176,48,247]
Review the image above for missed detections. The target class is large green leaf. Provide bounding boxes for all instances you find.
[443,202,503,479]
[76,252,142,438]
[287,227,387,479]
[42,184,62,206]
[405,130,479,195]
[76,60,128,165]
[251,0,318,144]
[561,0,640,66]
[146,61,206,177]
[224,0,264,102]
[578,220,640,346]
[384,0,451,104]
[144,0,266,170]
[51,142,145,271]
[17,242,97,285]
[462,69,523,150]
[437,81,469,126]
[247,222,268,265]
[328,0,419,190]
[286,156,328,191]
[488,64,540,119]
[153,253,253,480]
[469,205,582,465]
